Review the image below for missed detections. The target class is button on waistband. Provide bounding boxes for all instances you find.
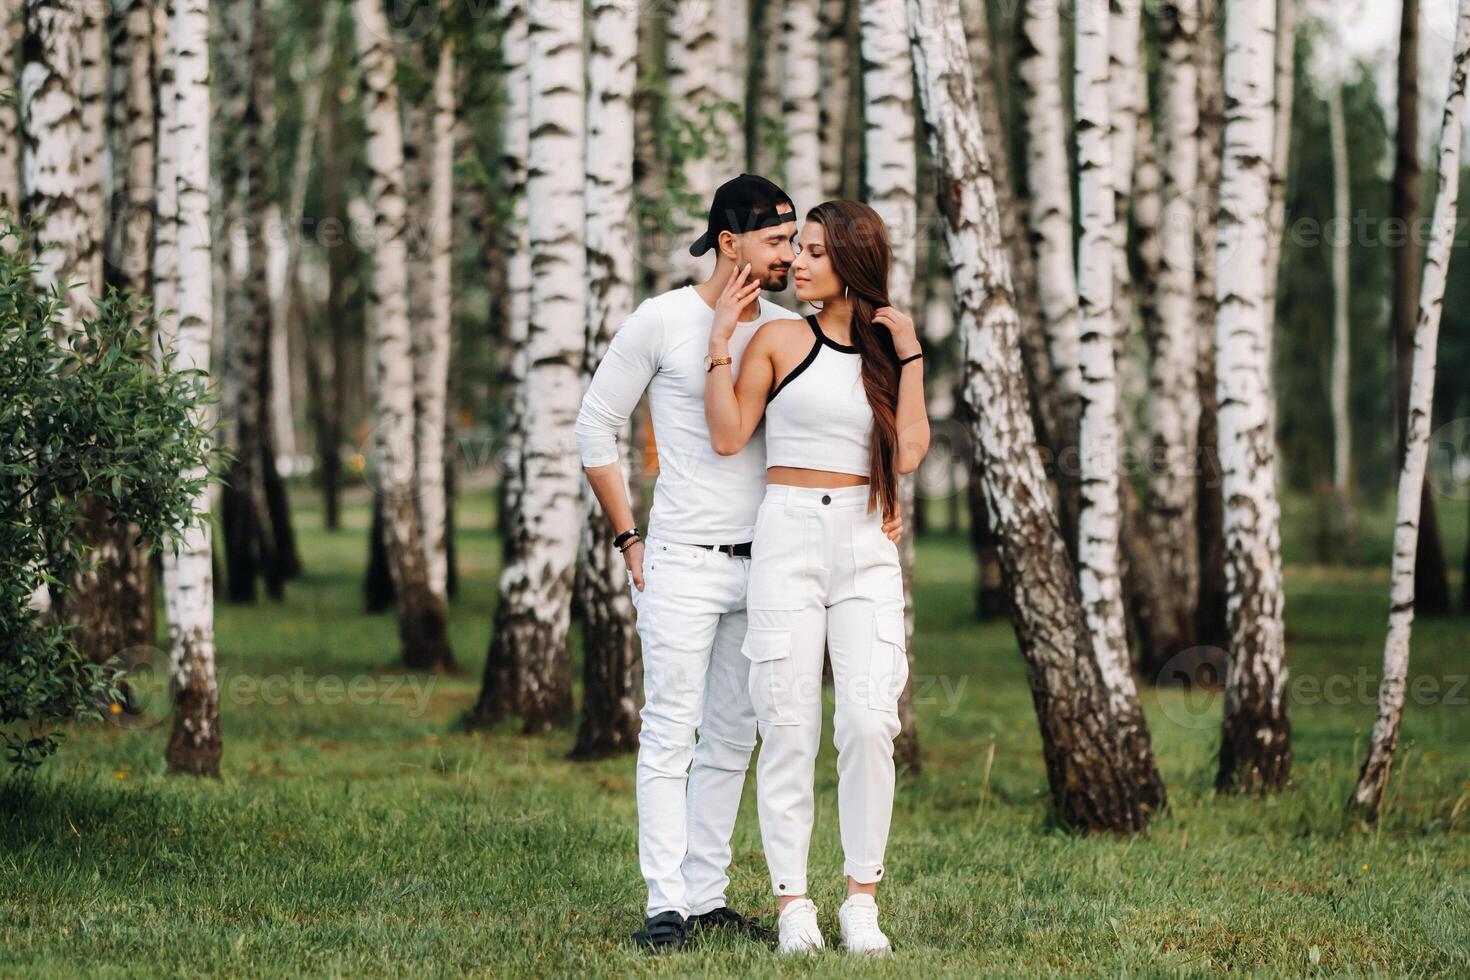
[821,494,831,505]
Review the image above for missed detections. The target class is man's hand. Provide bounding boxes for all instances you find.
[623,539,646,591]
[710,263,761,355]
[881,512,904,544]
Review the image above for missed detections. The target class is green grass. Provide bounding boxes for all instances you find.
[3,485,1468,977]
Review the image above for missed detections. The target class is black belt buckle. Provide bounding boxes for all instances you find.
[702,541,753,559]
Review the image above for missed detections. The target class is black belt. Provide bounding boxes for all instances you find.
[694,541,752,558]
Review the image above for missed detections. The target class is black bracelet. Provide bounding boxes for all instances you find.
[898,351,923,366]
[614,528,641,552]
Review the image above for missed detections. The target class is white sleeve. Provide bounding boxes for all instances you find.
[575,300,663,468]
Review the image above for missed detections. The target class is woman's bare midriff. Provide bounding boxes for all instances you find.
[767,466,869,489]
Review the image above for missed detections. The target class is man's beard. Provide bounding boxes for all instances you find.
[761,267,790,291]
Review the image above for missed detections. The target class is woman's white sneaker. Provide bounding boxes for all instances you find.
[838,894,891,955]
[777,899,825,954]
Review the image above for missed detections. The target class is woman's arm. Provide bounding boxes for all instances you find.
[705,266,776,455]
[874,307,931,474]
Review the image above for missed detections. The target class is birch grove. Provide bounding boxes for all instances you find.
[907,0,1159,831]
[1352,0,1470,819]
[574,0,641,758]
[477,0,586,730]
[354,0,455,673]
[1214,0,1291,793]
[162,0,221,776]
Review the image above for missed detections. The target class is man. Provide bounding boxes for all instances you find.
[576,175,902,952]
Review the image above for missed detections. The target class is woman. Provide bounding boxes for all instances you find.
[704,200,929,955]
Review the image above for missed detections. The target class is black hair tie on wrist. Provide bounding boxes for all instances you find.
[898,352,923,366]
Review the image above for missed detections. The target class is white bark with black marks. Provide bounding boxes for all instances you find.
[907,0,1159,830]
[1353,0,1469,819]
[1074,0,1130,703]
[354,0,454,671]
[784,0,824,212]
[576,0,641,757]
[163,0,221,775]
[1017,0,1081,443]
[1214,0,1290,793]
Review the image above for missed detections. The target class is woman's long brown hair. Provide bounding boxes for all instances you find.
[805,200,901,521]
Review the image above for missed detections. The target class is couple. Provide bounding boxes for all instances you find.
[575,173,930,955]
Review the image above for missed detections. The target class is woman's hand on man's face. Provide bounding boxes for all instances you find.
[710,263,762,354]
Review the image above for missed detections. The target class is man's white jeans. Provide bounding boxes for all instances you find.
[633,538,756,919]
[742,484,908,897]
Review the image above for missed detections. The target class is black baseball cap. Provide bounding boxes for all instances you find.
[688,174,797,256]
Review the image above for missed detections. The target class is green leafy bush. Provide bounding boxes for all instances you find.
[0,227,220,771]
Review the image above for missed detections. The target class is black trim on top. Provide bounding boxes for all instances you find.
[807,313,858,353]
[768,330,821,403]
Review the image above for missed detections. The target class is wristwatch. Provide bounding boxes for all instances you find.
[705,354,732,373]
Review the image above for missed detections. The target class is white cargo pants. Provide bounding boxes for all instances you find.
[742,484,908,897]
[632,538,757,919]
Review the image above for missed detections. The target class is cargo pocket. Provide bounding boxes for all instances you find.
[742,617,799,726]
[866,611,909,711]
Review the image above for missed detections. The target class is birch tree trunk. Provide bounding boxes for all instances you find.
[1074,0,1161,806]
[1389,0,1454,616]
[1106,0,1142,356]
[152,0,176,342]
[0,0,19,214]
[220,0,279,602]
[719,0,748,170]
[1017,0,1081,496]
[1326,77,1360,554]
[22,0,100,326]
[1141,0,1203,674]
[819,0,851,198]
[415,32,455,604]
[107,0,156,316]
[163,0,222,776]
[1194,0,1229,656]
[861,0,920,770]
[1353,0,1470,820]
[1214,0,1290,793]
[1261,0,1294,373]
[496,0,531,546]
[666,0,720,284]
[965,0,1069,540]
[908,0,1158,831]
[574,0,641,759]
[252,14,300,588]
[475,0,585,730]
[354,0,455,673]
[783,0,823,213]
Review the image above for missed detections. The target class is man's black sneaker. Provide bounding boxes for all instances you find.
[632,911,688,952]
[688,906,775,943]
